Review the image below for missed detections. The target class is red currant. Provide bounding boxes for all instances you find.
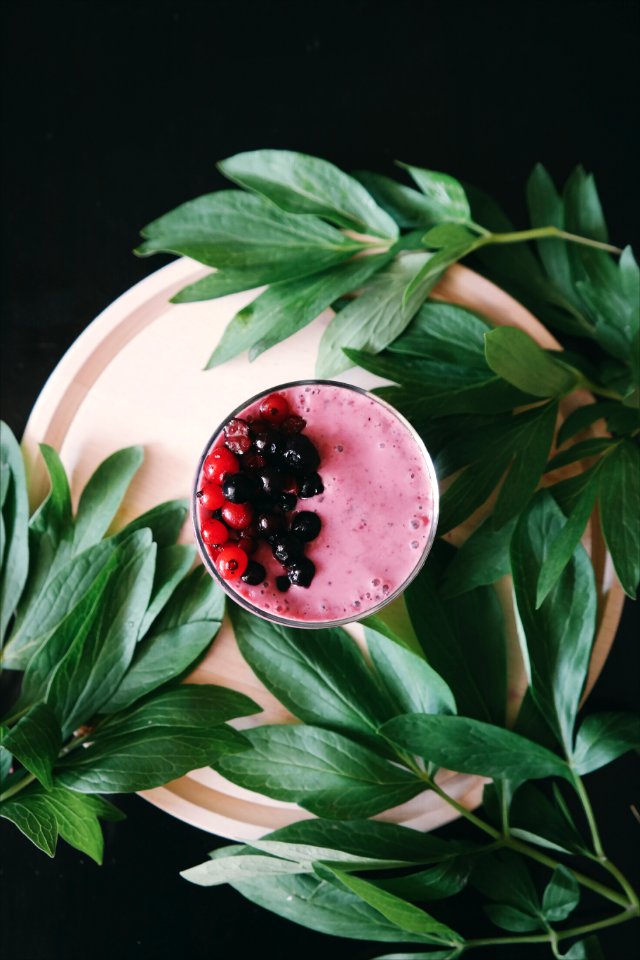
[203,447,239,485]
[221,500,254,530]
[224,418,252,455]
[196,482,225,510]
[259,392,290,424]
[200,518,229,546]
[215,544,249,580]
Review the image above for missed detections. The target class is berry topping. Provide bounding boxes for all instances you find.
[256,512,286,540]
[241,560,267,585]
[272,533,304,566]
[222,472,258,504]
[275,575,291,593]
[259,392,290,424]
[252,431,274,455]
[221,501,255,530]
[241,451,266,471]
[281,415,307,435]
[282,434,320,472]
[215,544,249,581]
[238,534,258,555]
[224,418,252,455]
[196,482,225,511]
[280,492,298,512]
[200,518,229,547]
[203,447,239,484]
[255,467,283,497]
[298,472,325,498]
[291,511,322,542]
[287,557,316,588]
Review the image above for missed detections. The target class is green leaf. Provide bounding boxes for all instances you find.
[216,724,424,819]
[18,548,118,707]
[3,537,120,671]
[206,253,391,368]
[0,422,29,642]
[73,446,144,552]
[372,860,470,903]
[422,224,477,250]
[218,150,398,239]
[46,533,157,735]
[437,446,512,534]
[138,544,195,637]
[316,252,432,378]
[397,163,471,223]
[250,839,411,870]
[115,498,188,548]
[542,865,580,922]
[365,627,456,717]
[316,864,460,944]
[509,782,587,855]
[29,444,73,543]
[56,688,255,793]
[352,171,438,229]
[572,712,640,775]
[0,791,58,856]
[556,402,623,447]
[440,517,516,598]
[136,190,365,271]
[546,437,619,472]
[526,164,574,296]
[153,566,224,630]
[389,301,492,365]
[472,849,540,915]
[172,267,273,303]
[381,715,569,781]
[230,872,439,943]
[492,401,558,529]
[536,477,599,607]
[485,328,580,398]
[373,379,530,422]
[511,492,597,752]
[403,239,480,305]
[1,703,61,789]
[484,904,543,932]
[405,557,507,726]
[598,441,640,597]
[261,818,461,864]
[100,621,219,714]
[560,935,605,959]
[363,594,424,658]
[182,853,311,886]
[229,602,393,745]
[100,684,260,734]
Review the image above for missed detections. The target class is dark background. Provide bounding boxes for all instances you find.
[1,1,638,958]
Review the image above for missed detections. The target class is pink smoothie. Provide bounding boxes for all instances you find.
[195,382,437,627]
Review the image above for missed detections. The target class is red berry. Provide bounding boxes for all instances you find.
[221,500,254,530]
[224,418,252,455]
[215,544,249,581]
[196,482,225,510]
[259,392,290,424]
[203,447,239,485]
[200,518,229,546]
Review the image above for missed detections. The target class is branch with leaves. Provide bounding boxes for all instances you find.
[134,150,639,956]
[0,424,260,861]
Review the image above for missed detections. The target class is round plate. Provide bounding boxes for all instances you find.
[22,257,624,841]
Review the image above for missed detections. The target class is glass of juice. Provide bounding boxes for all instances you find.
[193,380,439,628]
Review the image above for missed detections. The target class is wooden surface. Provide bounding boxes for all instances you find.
[21,257,624,841]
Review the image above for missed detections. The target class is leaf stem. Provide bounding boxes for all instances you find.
[463,907,637,951]
[423,775,630,908]
[478,225,622,255]
[0,771,35,801]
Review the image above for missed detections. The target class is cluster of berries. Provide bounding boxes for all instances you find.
[196,392,323,590]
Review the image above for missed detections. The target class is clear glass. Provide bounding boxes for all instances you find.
[192,379,439,629]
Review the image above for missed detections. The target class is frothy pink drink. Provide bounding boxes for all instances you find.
[193,381,438,628]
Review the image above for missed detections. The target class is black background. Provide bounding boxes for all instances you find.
[1,2,639,958]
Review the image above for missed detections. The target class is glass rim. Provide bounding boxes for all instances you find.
[192,379,440,629]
